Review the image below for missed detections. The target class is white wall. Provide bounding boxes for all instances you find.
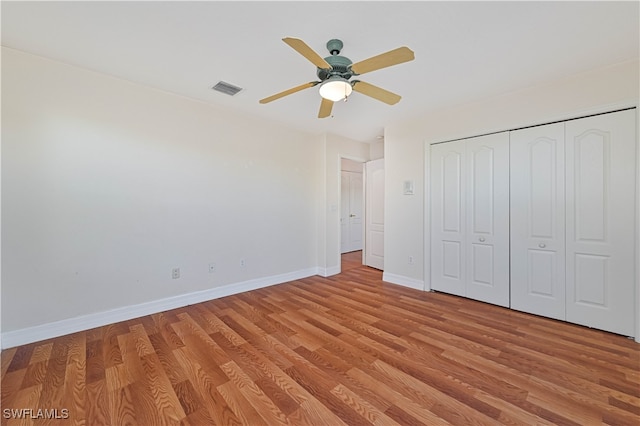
[1,48,323,340]
[369,141,384,160]
[383,59,639,334]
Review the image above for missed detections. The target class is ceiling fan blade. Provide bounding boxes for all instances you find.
[350,46,414,75]
[283,37,331,69]
[259,82,318,104]
[352,81,402,105]
[318,98,334,118]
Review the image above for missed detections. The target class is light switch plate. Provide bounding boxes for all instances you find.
[403,180,414,195]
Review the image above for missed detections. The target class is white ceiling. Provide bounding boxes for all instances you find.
[2,1,638,143]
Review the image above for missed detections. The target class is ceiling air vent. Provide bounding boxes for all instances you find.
[212,81,243,96]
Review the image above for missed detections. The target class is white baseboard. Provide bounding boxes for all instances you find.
[317,265,340,277]
[1,267,318,349]
[382,272,425,291]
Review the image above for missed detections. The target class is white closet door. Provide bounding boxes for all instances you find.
[431,133,509,305]
[510,123,566,320]
[565,110,636,336]
[431,140,466,297]
[465,133,510,307]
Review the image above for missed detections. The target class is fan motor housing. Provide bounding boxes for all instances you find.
[317,55,353,81]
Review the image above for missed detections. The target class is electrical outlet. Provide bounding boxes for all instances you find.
[172,267,180,279]
[208,263,216,273]
[240,259,246,268]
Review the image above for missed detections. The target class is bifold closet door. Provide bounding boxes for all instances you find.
[511,109,636,336]
[510,123,566,320]
[431,140,466,297]
[431,133,510,307]
[465,134,510,307]
[565,110,636,336]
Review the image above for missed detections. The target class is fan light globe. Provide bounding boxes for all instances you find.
[319,77,352,102]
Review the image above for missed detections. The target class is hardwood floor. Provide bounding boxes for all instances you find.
[340,250,363,271]
[2,252,639,425]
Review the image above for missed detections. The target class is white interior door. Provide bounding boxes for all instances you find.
[340,171,364,253]
[349,173,363,251]
[465,133,510,307]
[510,123,566,320]
[431,140,466,297]
[341,171,363,253]
[365,159,384,270]
[341,172,350,253]
[565,110,636,336]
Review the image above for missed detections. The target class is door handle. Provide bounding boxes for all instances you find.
[538,243,546,248]
[350,214,356,217]
[479,237,485,242]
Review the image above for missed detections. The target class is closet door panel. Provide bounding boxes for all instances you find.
[565,110,636,336]
[510,123,566,320]
[466,133,510,307]
[431,141,466,297]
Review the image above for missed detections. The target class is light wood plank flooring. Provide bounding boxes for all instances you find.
[2,251,639,425]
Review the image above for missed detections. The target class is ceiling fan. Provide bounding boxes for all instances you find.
[259,37,415,118]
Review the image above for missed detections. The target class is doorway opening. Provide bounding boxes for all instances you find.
[340,158,364,258]
[340,157,385,271]
[341,250,363,272]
